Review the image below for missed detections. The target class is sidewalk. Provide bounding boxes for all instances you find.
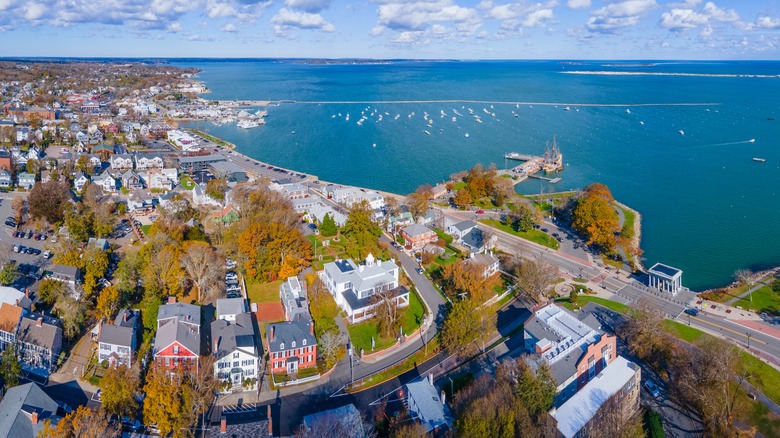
[694,299,762,321]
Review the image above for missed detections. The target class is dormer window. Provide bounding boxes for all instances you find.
[302,339,307,346]
[292,341,296,348]
[280,343,285,350]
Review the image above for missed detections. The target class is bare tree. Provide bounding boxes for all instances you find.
[734,269,755,302]
[585,388,643,438]
[514,255,559,303]
[370,285,401,338]
[179,241,222,304]
[293,407,376,438]
[319,330,344,369]
[188,356,220,438]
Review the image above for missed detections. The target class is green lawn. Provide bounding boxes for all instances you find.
[662,320,706,343]
[348,290,425,355]
[558,295,630,314]
[433,228,453,245]
[478,219,560,250]
[140,225,151,235]
[732,285,780,315]
[246,280,283,303]
[474,198,498,210]
[453,181,467,191]
[618,206,636,232]
[348,322,397,355]
[741,351,780,406]
[179,174,195,189]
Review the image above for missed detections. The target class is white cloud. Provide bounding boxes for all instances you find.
[374,0,478,33]
[586,0,657,33]
[221,23,237,32]
[487,1,556,32]
[284,0,332,13]
[660,8,707,31]
[272,8,335,32]
[699,24,712,37]
[756,16,780,29]
[567,0,590,10]
[166,22,183,32]
[702,1,738,23]
[522,9,554,28]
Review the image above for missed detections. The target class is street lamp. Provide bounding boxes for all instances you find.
[747,332,752,349]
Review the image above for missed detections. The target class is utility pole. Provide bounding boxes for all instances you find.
[747,332,752,349]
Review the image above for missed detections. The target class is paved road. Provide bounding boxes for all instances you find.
[683,311,780,366]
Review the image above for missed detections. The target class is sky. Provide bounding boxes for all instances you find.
[0,0,779,59]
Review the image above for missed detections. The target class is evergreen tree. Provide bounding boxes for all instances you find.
[319,213,337,237]
[0,344,21,389]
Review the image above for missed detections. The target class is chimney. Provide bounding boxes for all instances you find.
[220,416,226,433]
[214,338,219,354]
[270,326,275,342]
[25,289,29,298]
[15,299,19,306]
[37,317,43,327]
[310,321,315,336]
[31,411,38,425]
[428,372,433,386]
[123,311,128,322]
[168,296,176,304]
[267,405,273,435]
[441,389,446,406]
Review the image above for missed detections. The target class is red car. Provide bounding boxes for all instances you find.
[476,210,485,215]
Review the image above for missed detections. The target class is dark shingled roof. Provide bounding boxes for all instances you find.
[266,320,316,354]
[0,383,59,438]
[211,313,257,360]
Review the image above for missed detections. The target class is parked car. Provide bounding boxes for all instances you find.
[475,210,485,215]
[43,250,51,259]
[644,379,661,398]
[416,267,425,275]
[683,308,699,317]
[4,219,15,227]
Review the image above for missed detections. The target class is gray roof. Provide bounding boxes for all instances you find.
[179,154,225,164]
[99,309,138,347]
[450,219,477,233]
[157,303,200,326]
[216,298,246,319]
[406,380,449,433]
[649,263,682,278]
[50,264,79,280]
[211,313,257,360]
[266,320,316,353]
[0,383,59,438]
[402,223,434,238]
[154,320,200,356]
[322,256,399,296]
[17,314,62,352]
[461,228,484,249]
[343,286,409,314]
[303,404,364,438]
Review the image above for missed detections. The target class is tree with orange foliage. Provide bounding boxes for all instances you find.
[39,406,119,438]
[571,183,620,251]
[442,260,498,303]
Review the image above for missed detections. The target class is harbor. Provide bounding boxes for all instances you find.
[500,137,564,185]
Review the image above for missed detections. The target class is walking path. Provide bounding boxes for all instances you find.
[725,274,775,306]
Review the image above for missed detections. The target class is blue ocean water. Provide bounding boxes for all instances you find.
[176,60,780,291]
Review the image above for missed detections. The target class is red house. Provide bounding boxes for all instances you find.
[266,320,317,374]
[399,224,437,252]
[152,298,201,372]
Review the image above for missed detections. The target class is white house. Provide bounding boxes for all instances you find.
[110,154,134,171]
[191,185,220,207]
[305,202,347,227]
[211,312,258,392]
[73,171,90,192]
[92,171,117,193]
[447,220,477,239]
[98,309,139,367]
[320,254,409,324]
[331,187,385,211]
[135,154,164,170]
[16,172,36,190]
[467,252,500,278]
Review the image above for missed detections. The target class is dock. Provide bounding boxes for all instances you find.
[502,137,565,185]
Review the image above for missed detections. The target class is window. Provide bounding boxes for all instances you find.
[165,357,170,366]
[280,343,285,350]
[233,361,239,367]
[302,339,307,346]
[173,345,179,354]
[233,352,239,359]
[173,357,179,366]
[292,341,296,348]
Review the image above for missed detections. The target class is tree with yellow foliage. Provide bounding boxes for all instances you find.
[571,183,620,251]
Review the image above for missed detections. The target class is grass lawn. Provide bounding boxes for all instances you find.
[662,320,706,343]
[399,289,425,333]
[732,285,780,315]
[453,181,467,191]
[745,396,780,437]
[474,198,498,210]
[179,174,195,190]
[433,228,454,245]
[479,219,559,250]
[618,206,636,232]
[348,322,396,355]
[741,351,780,406]
[559,295,630,314]
[601,254,624,269]
[140,225,151,235]
[246,280,283,303]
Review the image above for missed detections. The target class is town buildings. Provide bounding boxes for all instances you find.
[212,298,259,392]
[16,313,63,376]
[0,383,60,438]
[320,254,409,324]
[266,320,317,374]
[152,299,201,372]
[399,223,437,252]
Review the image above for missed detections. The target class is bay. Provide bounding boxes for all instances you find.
[176,60,780,291]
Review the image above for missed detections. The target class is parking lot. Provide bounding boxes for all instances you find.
[0,193,53,283]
